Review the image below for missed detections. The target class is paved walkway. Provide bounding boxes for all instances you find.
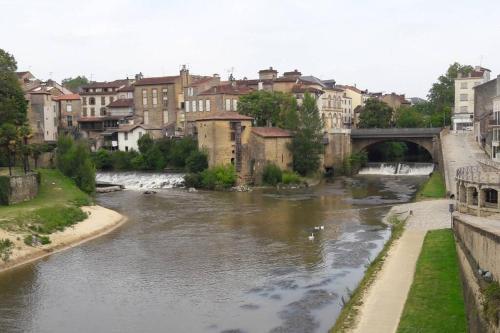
[441,131,487,196]
[350,199,451,333]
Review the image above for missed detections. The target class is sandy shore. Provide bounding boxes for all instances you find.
[0,205,127,273]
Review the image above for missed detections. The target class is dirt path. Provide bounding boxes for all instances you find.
[349,199,451,333]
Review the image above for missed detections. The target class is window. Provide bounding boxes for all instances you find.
[89,97,95,105]
[460,94,468,101]
[186,101,190,112]
[124,132,128,140]
[225,99,231,111]
[460,82,468,89]
[460,106,468,113]
[100,107,106,116]
[188,87,194,96]
[82,97,87,105]
[66,103,72,112]
[110,96,114,103]
[125,146,129,152]
[152,89,158,105]
[142,89,148,106]
[163,110,169,124]
[192,100,197,112]
[83,107,87,117]
[144,111,149,124]
[162,88,168,107]
[230,132,236,141]
[101,96,106,105]
[232,99,238,111]
[67,115,73,127]
[205,99,210,112]
[198,100,204,112]
[90,107,95,116]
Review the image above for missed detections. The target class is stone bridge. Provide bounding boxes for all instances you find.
[351,128,443,161]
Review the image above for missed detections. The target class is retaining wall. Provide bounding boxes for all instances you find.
[0,172,39,205]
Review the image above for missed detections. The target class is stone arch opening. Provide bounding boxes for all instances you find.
[483,188,498,208]
[361,140,433,163]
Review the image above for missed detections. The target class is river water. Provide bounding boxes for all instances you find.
[0,175,426,333]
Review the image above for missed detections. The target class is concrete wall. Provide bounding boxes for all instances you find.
[1,173,39,205]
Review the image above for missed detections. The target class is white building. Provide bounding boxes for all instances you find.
[453,66,491,131]
[116,124,163,152]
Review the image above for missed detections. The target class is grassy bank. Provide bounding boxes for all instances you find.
[416,171,446,201]
[330,215,406,332]
[397,229,467,333]
[0,169,92,240]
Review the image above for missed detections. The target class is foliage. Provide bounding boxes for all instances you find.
[238,90,299,129]
[92,149,113,170]
[358,99,394,128]
[143,144,165,171]
[289,93,324,175]
[137,133,154,155]
[0,123,19,175]
[0,49,28,126]
[0,238,14,262]
[281,170,301,184]
[30,143,50,169]
[368,142,408,162]
[0,175,9,205]
[61,75,89,93]
[185,150,208,173]
[482,281,500,327]
[28,205,87,234]
[24,234,51,246]
[428,62,473,113]
[342,151,368,175]
[200,164,237,190]
[111,150,137,170]
[168,137,198,168]
[56,135,96,193]
[416,171,446,201]
[183,173,202,188]
[397,229,467,333]
[262,163,283,186]
[395,106,426,128]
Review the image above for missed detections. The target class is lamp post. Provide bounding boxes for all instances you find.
[449,203,454,228]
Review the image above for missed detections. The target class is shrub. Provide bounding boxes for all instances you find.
[24,234,51,246]
[342,151,368,175]
[282,170,301,184]
[262,163,282,186]
[144,145,166,170]
[92,149,112,170]
[56,136,96,193]
[137,134,154,155]
[200,164,236,190]
[131,154,147,170]
[183,173,202,188]
[0,238,14,262]
[23,234,32,246]
[29,206,88,234]
[169,137,198,168]
[111,150,136,170]
[185,150,208,173]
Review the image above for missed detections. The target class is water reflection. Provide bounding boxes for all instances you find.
[0,175,426,333]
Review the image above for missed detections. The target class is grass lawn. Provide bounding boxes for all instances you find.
[397,229,467,333]
[0,168,92,234]
[416,171,446,201]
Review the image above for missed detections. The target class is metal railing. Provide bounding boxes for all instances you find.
[478,158,500,170]
[456,165,500,185]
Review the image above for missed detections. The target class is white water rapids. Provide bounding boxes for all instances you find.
[358,162,435,176]
[96,171,185,189]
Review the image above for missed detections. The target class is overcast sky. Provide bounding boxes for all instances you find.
[1,0,499,97]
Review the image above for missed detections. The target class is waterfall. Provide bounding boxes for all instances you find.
[96,171,185,190]
[358,162,434,176]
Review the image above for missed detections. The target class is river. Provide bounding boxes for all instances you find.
[0,174,426,333]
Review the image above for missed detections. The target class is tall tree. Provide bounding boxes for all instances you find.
[289,93,324,175]
[427,62,473,111]
[62,76,89,93]
[395,106,426,128]
[0,124,19,175]
[358,99,394,128]
[0,49,27,126]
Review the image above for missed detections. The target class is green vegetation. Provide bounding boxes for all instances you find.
[0,238,14,262]
[341,151,368,175]
[331,215,406,332]
[263,163,283,186]
[397,229,467,333]
[185,150,208,173]
[281,170,301,184]
[61,75,89,93]
[482,281,500,327]
[56,135,95,193]
[24,234,51,246]
[200,164,237,190]
[395,106,426,128]
[416,171,446,201]
[0,49,28,127]
[0,169,91,241]
[358,99,394,128]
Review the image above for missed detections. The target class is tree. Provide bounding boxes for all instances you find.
[30,143,49,169]
[395,106,426,128]
[289,93,324,175]
[185,150,208,173]
[0,49,27,126]
[62,76,89,93]
[168,137,198,168]
[137,134,154,155]
[238,91,299,129]
[428,62,473,113]
[358,99,394,128]
[0,124,18,176]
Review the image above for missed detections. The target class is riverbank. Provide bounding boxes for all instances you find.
[332,199,452,333]
[415,171,446,201]
[0,205,126,273]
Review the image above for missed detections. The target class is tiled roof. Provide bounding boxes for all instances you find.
[292,84,324,94]
[16,71,30,78]
[198,84,253,96]
[81,80,127,89]
[336,85,364,94]
[134,76,179,86]
[187,76,216,87]
[117,85,134,92]
[195,111,253,121]
[52,93,81,101]
[108,98,134,108]
[252,127,293,138]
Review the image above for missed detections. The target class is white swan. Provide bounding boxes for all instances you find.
[320,225,324,230]
[308,233,315,240]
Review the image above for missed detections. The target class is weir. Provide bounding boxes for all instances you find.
[96,172,185,189]
[358,162,435,176]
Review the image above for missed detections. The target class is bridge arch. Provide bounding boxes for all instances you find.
[354,138,434,161]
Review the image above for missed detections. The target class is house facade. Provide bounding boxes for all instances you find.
[53,94,81,135]
[474,75,500,162]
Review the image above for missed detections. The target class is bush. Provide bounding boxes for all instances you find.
[0,238,14,262]
[185,150,208,173]
[169,137,198,168]
[29,206,88,234]
[111,150,136,170]
[263,163,282,186]
[183,173,202,188]
[342,151,368,175]
[282,170,301,184]
[56,136,96,193]
[24,234,51,246]
[92,149,112,170]
[200,164,236,190]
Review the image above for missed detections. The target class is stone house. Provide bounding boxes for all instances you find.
[53,93,81,135]
[116,124,162,152]
[182,75,221,134]
[474,74,500,161]
[28,91,59,143]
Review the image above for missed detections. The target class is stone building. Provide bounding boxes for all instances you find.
[474,74,500,161]
[182,75,221,133]
[381,92,411,110]
[27,90,59,143]
[319,87,344,130]
[453,66,491,131]
[53,94,81,136]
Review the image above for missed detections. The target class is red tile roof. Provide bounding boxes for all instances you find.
[198,84,253,95]
[195,111,253,121]
[134,76,179,86]
[52,93,81,101]
[292,84,324,94]
[336,85,364,94]
[117,85,134,92]
[188,76,217,87]
[252,127,293,138]
[108,98,134,108]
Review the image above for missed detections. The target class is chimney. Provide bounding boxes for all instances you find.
[283,69,302,79]
[258,66,278,80]
[180,65,190,87]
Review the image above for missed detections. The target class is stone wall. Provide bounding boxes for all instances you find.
[0,172,39,205]
[323,130,351,170]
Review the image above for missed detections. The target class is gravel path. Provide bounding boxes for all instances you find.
[350,199,451,333]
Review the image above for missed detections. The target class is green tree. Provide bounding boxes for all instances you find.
[30,143,49,169]
[169,137,198,168]
[0,124,19,175]
[428,62,473,113]
[185,150,208,173]
[395,106,426,128]
[93,149,112,170]
[262,163,282,186]
[358,99,394,128]
[289,93,324,175]
[62,76,89,93]
[238,91,299,129]
[137,134,154,155]
[0,49,27,126]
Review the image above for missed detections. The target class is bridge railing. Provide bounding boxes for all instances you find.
[351,128,442,137]
[456,165,500,185]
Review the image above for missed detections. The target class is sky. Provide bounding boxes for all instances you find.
[1,0,500,98]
